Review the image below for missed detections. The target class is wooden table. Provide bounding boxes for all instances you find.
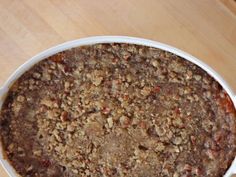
[0,0,235,176]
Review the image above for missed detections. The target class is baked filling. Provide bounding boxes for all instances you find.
[0,43,235,177]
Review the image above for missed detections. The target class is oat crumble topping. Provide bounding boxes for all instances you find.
[0,43,236,177]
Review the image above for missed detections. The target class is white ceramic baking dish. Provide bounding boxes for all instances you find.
[0,36,235,177]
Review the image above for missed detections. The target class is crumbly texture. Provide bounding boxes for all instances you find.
[0,43,236,177]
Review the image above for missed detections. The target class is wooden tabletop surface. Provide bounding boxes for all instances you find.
[0,0,236,176]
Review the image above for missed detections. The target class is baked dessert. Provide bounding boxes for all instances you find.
[0,43,235,177]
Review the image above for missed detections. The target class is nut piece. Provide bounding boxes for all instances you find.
[126,74,132,82]
[41,99,54,108]
[155,142,165,152]
[173,172,179,177]
[194,75,202,81]
[141,86,151,96]
[17,95,25,102]
[64,81,70,90]
[155,126,166,136]
[172,136,182,145]
[33,149,42,156]
[119,116,130,128]
[67,125,76,132]
[151,59,158,67]
[92,76,103,86]
[60,111,69,121]
[33,72,41,79]
[107,117,113,128]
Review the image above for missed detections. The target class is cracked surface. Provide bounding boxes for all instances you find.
[0,43,236,177]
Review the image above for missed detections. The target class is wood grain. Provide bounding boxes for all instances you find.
[0,0,235,176]
[221,0,236,15]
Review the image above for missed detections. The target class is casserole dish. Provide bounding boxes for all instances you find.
[0,36,235,177]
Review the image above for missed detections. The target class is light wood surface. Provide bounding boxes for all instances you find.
[221,0,236,15]
[0,0,235,176]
